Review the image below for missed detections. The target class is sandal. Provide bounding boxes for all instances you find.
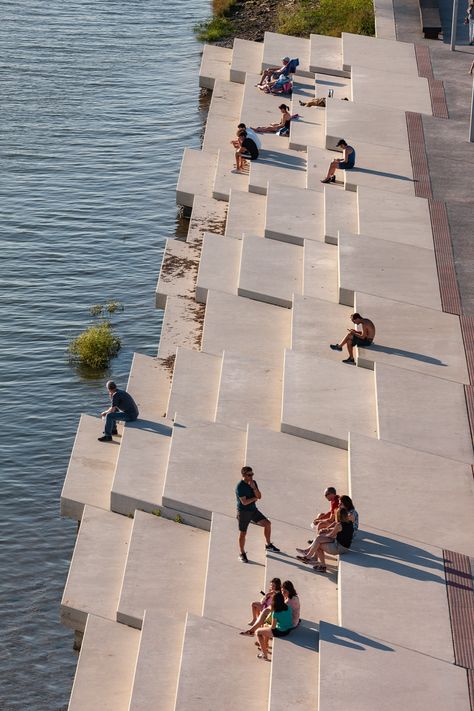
[313,564,327,573]
[321,178,332,184]
[239,630,254,636]
[257,652,270,661]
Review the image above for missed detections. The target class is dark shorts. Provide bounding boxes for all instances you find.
[237,508,268,532]
[241,152,258,161]
[338,161,354,170]
[352,335,373,348]
[273,628,291,638]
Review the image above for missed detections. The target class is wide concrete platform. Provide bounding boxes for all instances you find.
[341,32,418,75]
[61,506,132,631]
[199,44,231,90]
[265,184,324,245]
[249,145,308,195]
[117,512,209,629]
[318,621,470,711]
[340,140,415,195]
[310,33,346,76]
[127,353,172,421]
[155,239,200,309]
[354,292,469,382]
[338,232,441,310]
[225,189,266,239]
[60,414,118,521]
[291,294,353,359]
[201,290,291,364]
[315,74,351,100]
[351,66,431,115]
[68,615,140,711]
[157,295,204,359]
[195,233,241,303]
[281,350,377,448]
[324,185,357,244]
[238,233,303,308]
[166,347,222,423]
[230,38,263,83]
[302,240,338,302]
[375,362,473,463]
[186,194,228,246]
[176,148,217,208]
[174,614,270,711]
[213,147,249,201]
[289,76,325,151]
[262,31,311,75]
[325,100,409,152]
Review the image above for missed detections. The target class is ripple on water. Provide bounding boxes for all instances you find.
[0,0,210,708]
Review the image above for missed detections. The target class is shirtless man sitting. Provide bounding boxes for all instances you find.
[330,312,375,364]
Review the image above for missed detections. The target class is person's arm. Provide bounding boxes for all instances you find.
[238,494,259,506]
[326,521,341,538]
[271,614,277,629]
[250,480,262,500]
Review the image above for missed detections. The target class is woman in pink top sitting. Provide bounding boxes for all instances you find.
[240,577,281,636]
[282,580,300,628]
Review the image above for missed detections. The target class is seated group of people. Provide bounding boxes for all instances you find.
[240,578,300,662]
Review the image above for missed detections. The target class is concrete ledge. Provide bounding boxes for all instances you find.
[291,295,352,359]
[262,31,311,76]
[289,76,325,151]
[117,512,208,629]
[342,32,418,75]
[68,615,140,711]
[213,148,249,202]
[225,189,266,239]
[302,240,338,303]
[61,506,132,631]
[186,195,228,246]
[325,100,409,152]
[306,145,347,192]
[127,352,172,422]
[249,146,307,195]
[166,347,222,423]
[351,66,431,115]
[196,233,241,304]
[230,38,264,83]
[340,140,414,195]
[324,185,357,244]
[310,34,347,76]
[265,184,324,246]
[199,44,232,89]
[155,239,200,309]
[176,148,217,208]
[157,295,205,359]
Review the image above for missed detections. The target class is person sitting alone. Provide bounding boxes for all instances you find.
[300,509,354,574]
[98,380,139,442]
[233,129,259,173]
[330,312,376,364]
[321,139,355,184]
[240,578,281,636]
[255,591,293,661]
[252,104,291,134]
[256,57,291,88]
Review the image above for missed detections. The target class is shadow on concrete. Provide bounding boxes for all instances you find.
[351,166,414,183]
[128,419,173,435]
[258,149,306,171]
[275,620,319,652]
[365,342,447,366]
[320,621,394,652]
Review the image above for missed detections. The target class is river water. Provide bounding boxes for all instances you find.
[0,1,210,708]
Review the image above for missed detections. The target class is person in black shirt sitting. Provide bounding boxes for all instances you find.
[304,508,354,573]
[234,129,259,173]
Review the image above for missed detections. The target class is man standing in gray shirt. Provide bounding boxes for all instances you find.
[98,380,139,442]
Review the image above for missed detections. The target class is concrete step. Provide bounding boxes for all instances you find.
[310,33,347,76]
[68,615,140,711]
[356,185,433,250]
[230,38,264,83]
[203,81,244,155]
[166,347,222,423]
[186,194,228,246]
[225,189,266,239]
[240,71,286,131]
[338,232,441,310]
[238,233,303,308]
[155,239,200,308]
[201,290,291,365]
[323,185,357,244]
[306,145,343,193]
[265,184,324,246]
[249,143,307,195]
[203,512,266,626]
[325,99,409,153]
[375,362,473,464]
[213,148,249,202]
[342,31,418,75]
[315,73,351,100]
[199,44,232,89]
[354,292,469,382]
[208,78,244,118]
[196,233,242,304]
[216,350,284,430]
[127,352,173,422]
[117,511,209,629]
[281,350,377,448]
[339,139,414,195]
[245,425,346,529]
[302,240,338,302]
[162,422,246,524]
[174,614,270,711]
[289,76,325,151]
[128,609,186,711]
[61,505,132,632]
[157,295,205,359]
[351,65,431,114]
[176,148,217,209]
[60,414,118,521]
[318,620,470,711]
[291,294,353,359]
[263,31,311,76]
[349,432,474,558]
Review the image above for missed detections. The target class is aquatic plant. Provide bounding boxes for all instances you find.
[68,302,123,370]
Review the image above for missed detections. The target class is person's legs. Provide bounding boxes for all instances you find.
[259,518,271,545]
[250,601,262,624]
[104,411,128,436]
[256,627,272,657]
[239,530,246,554]
[245,607,271,634]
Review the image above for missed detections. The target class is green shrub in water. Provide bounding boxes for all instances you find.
[68,302,123,370]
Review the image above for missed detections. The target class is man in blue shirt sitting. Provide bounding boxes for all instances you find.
[98,380,139,442]
[235,466,280,563]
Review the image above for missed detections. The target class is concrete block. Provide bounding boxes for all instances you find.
[61,506,132,631]
[126,352,172,421]
[155,239,200,309]
[281,350,377,448]
[238,233,303,308]
[325,99,409,152]
[176,148,217,208]
[342,32,418,75]
[199,44,232,89]
[216,350,284,431]
[265,184,324,246]
[318,620,470,711]
[249,145,307,195]
[117,512,208,629]
[157,295,205,359]
[213,148,249,202]
[225,189,266,239]
[166,347,222,423]
[68,615,140,711]
[203,111,242,156]
[240,72,286,129]
[196,232,241,303]
[203,512,266,625]
[290,76,325,151]
[208,78,244,118]
[338,232,441,310]
[349,433,474,557]
[310,34,346,76]
[356,185,433,249]
[291,295,353,360]
[306,145,350,192]
[60,414,117,520]
[352,66,432,115]
[262,31,311,75]
[375,362,473,464]
[302,240,338,303]
[174,614,270,711]
[230,38,264,83]
[163,422,246,520]
[315,74,351,100]
[186,195,228,246]
[339,140,415,195]
[354,292,469,383]
[201,290,291,365]
[324,185,357,244]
